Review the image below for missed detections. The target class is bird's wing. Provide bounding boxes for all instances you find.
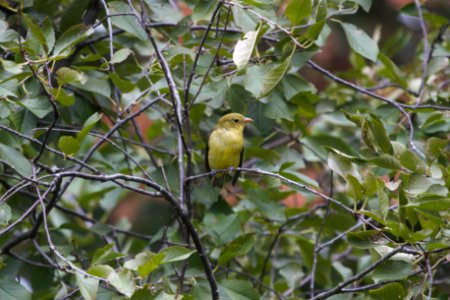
[232,148,244,185]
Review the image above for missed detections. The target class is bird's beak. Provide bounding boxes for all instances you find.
[242,117,253,124]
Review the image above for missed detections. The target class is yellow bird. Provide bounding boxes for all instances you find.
[205,113,253,187]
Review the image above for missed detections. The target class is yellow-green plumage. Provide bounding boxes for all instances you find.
[205,113,253,187]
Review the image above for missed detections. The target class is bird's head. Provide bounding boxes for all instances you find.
[216,113,253,131]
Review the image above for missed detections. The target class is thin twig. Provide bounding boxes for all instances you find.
[425,254,433,300]
[185,1,224,108]
[6,251,54,269]
[413,0,429,101]
[187,168,354,214]
[309,246,404,300]
[43,169,219,299]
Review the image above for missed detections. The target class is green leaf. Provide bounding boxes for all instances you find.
[421,112,444,130]
[88,264,115,278]
[316,0,328,20]
[204,213,241,245]
[364,171,378,196]
[399,149,427,173]
[260,49,294,98]
[340,22,379,62]
[109,73,135,93]
[361,120,375,149]
[54,88,75,106]
[279,263,304,289]
[369,282,405,300]
[405,174,440,195]
[0,26,18,43]
[374,245,416,262]
[189,282,212,300]
[368,154,401,170]
[91,243,125,266]
[0,85,17,98]
[343,110,365,127]
[327,151,360,180]
[231,6,257,32]
[191,0,217,23]
[245,48,294,98]
[23,15,46,46]
[0,144,32,176]
[227,84,252,113]
[42,18,55,52]
[70,77,111,98]
[350,0,372,12]
[391,141,407,157]
[109,1,147,41]
[377,181,389,220]
[425,137,448,161]
[59,0,90,32]
[76,273,98,300]
[371,260,412,281]
[233,27,260,70]
[347,174,364,200]
[124,251,165,277]
[264,93,293,121]
[19,97,53,118]
[108,269,135,298]
[413,209,445,226]
[56,67,86,86]
[144,1,183,23]
[300,20,325,47]
[53,24,94,56]
[286,0,312,25]
[406,196,450,211]
[110,48,133,64]
[347,230,378,249]
[281,74,316,100]
[0,275,31,300]
[0,203,12,226]
[291,93,317,118]
[387,220,411,240]
[130,289,155,300]
[280,170,319,188]
[58,136,80,156]
[368,114,393,154]
[160,246,196,264]
[243,65,267,98]
[304,134,356,156]
[378,53,407,87]
[77,112,103,142]
[248,189,286,221]
[219,279,259,300]
[218,233,256,265]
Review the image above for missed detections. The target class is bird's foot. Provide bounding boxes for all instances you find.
[227,166,234,173]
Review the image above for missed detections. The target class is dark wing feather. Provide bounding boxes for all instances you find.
[232,148,244,185]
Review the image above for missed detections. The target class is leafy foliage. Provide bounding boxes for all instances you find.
[0,0,449,299]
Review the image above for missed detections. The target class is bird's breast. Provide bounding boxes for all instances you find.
[208,128,244,170]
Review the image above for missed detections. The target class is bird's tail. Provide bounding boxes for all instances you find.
[212,174,225,188]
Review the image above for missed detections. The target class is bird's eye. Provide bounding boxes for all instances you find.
[233,119,239,123]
